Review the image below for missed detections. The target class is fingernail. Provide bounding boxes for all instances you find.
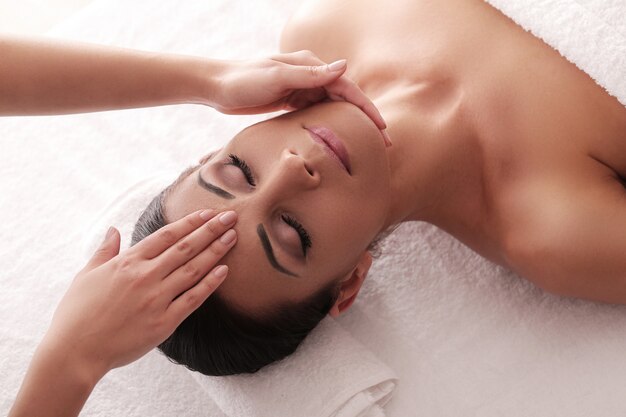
[214,265,229,278]
[218,211,237,225]
[199,209,214,221]
[327,59,347,71]
[105,226,115,239]
[220,229,237,244]
[382,129,392,147]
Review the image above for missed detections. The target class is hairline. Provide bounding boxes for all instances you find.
[161,163,202,224]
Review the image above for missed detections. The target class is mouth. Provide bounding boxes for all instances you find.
[305,126,352,175]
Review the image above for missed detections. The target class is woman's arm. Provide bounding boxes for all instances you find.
[0,37,390,143]
[9,209,237,417]
[9,336,104,417]
[0,37,389,140]
[0,35,220,116]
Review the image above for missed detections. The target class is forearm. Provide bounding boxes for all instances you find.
[8,336,106,417]
[0,35,223,116]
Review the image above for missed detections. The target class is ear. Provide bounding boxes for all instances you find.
[328,251,373,318]
[199,148,222,165]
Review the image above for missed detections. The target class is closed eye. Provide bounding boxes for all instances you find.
[227,153,256,186]
[281,214,312,256]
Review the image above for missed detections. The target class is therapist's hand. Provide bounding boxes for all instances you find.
[211,50,391,146]
[43,209,237,381]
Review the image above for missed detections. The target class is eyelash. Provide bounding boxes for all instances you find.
[226,153,312,256]
[282,214,312,256]
[227,154,256,186]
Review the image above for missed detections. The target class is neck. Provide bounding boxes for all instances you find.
[371,83,487,237]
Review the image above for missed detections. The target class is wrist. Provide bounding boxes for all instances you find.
[8,336,105,417]
[177,55,226,107]
[38,334,107,390]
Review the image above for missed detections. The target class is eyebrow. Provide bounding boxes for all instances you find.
[196,170,299,278]
[197,171,235,200]
[256,224,300,278]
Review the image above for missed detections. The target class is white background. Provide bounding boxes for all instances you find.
[0,0,92,34]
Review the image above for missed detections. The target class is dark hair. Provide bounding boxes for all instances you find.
[131,176,342,376]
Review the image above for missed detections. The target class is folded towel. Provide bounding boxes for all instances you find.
[191,317,396,417]
[82,174,398,417]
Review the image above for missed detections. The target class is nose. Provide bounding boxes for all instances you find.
[263,148,320,197]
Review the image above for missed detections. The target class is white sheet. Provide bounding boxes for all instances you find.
[483,0,626,106]
[1,0,625,416]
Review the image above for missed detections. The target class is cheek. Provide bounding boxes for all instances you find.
[320,211,379,256]
[358,162,390,196]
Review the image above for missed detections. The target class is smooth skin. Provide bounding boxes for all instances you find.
[275,0,626,303]
[2,35,389,417]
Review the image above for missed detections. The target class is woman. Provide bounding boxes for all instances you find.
[131,0,626,378]
[4,34,386,417]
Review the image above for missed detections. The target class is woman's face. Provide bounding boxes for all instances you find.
[164,101,391,316]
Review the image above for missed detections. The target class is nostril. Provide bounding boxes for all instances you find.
[305,164,314,176]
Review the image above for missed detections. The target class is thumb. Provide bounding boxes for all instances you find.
[283,59,347,89]
[85,226,121,270]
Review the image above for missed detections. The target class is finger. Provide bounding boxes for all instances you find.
[381,129,393,147]
[361,102,387,130]
[325,79,387,129]
[279,60,347,90]
[149,210,237,278]
[273,51,388,130]
[284,88,327,110]
[84,227,121,271]
[270,50,325,66]
[162,227,237,300]
[166,264,229,327]
[216,98,288,115]
[132,209,217,259]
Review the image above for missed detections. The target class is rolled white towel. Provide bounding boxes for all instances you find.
[192,316,397,417]
[83,174,398,417]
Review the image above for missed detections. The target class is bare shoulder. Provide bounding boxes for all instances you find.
[279,0,353,56]
[499,157,626,304]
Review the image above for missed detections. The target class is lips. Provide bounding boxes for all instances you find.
[305,126,352,174]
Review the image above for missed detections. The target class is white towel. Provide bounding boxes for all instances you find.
[483,0,626,106]
[192,317,397,417]
[82,173,398,417]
